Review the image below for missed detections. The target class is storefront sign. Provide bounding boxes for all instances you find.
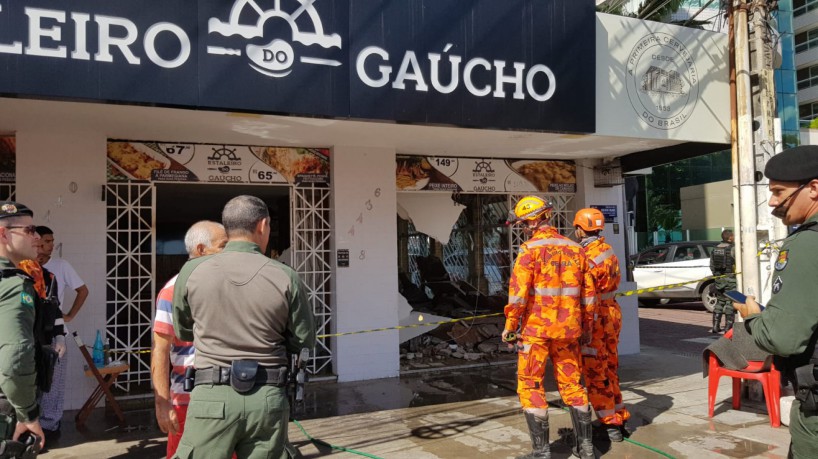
[0,0,595,133]
[396,155,576,193]
[107,141,329,185]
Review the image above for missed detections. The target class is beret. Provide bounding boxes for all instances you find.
[0,201,33,220]
[764,145,818,182]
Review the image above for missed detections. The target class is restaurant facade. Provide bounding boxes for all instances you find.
[0,0,729,409]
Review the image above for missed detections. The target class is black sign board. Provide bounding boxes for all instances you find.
[0,0,595,133]
[337,249,349,268]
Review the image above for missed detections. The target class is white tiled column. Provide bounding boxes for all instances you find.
[16,124,108,409]
[330,146,400,381]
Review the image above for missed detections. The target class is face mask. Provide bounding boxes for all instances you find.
[771,183,806,220]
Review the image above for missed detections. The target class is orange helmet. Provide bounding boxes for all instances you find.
[573,208,605,232]
[508,196,553,224]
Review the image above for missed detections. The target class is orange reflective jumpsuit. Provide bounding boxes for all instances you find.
[504,226,596,409]
[580,237,630,425]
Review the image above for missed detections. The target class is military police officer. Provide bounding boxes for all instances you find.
[0,202,45,453]
[709,229,736,334]
[734,145,818,458]
[172,195,315,458]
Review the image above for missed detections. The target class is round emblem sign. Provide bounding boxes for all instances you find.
[626,33,699,130]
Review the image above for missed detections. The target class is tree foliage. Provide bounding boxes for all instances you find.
[637,0,686,21]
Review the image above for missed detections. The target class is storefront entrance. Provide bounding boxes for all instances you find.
[104,140,333,394]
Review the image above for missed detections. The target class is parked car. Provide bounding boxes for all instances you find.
[629,241,720,311]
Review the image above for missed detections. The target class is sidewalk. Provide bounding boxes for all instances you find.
[42,343,790,458]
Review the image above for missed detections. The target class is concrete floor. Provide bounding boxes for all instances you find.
[42,306,791,458]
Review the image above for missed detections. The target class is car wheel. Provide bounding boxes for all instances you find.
[702,283,717,312]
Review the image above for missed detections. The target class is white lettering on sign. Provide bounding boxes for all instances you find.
[0,2,559,102]
[356,44,557,101]
[25,8,67,58]
[0,6,191,69]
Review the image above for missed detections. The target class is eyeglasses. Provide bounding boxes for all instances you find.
[5,225,38,236]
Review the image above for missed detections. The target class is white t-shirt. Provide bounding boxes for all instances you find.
[43,257,85,311]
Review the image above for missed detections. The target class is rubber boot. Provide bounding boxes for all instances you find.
[724,313,735,334]
[603,424,624,442]
[570,407,595,459]
[710,313,723,334]
[516,411,551,459]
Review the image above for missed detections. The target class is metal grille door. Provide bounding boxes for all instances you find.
[292,185,332,375]
[105,183,154,391]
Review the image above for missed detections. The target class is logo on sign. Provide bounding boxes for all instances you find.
[472,160,496,191]
[207,147,243,181]
[626,33,699,130]
[207,0,342,78]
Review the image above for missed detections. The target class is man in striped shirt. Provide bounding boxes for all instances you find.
[151,221,227,459]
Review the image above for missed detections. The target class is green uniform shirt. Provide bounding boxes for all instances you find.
[746,213,818,369]
[172,241,316,369]
[0,258,39,422]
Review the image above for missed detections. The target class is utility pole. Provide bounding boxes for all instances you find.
[731,0,782,301]
[734,0,760,297]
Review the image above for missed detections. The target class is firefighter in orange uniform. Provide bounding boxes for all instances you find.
[573,208,630,443]
[502,196,597,459]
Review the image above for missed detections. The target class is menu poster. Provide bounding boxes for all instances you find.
[396,155,576,193]
[106,142,330,185]
[0,137,15,183]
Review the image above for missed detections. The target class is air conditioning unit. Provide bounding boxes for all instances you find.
[593,161,624,187]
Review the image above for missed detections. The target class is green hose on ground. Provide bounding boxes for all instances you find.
[292,419,385,459]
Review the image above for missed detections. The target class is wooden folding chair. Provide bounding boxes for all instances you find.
[70,331,129,429]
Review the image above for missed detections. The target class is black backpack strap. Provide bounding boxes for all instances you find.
[0,267,26,280]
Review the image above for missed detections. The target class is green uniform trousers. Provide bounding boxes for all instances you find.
[790,400,818,459]
[713,273,737,315]
[172,384,289,459]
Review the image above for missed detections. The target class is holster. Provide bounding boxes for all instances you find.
[793,364,818,411]
[34,345,58,394]
[183,367,196,393]
[230,360,259,394]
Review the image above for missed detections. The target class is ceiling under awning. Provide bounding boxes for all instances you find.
[0,98,715,162]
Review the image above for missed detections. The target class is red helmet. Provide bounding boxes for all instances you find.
[573,208,605,232]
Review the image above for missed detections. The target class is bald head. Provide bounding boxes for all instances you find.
[184,220,227,258]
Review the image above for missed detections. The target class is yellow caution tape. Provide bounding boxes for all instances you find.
[317,312,504,339]
[316,272,740,338]
[616,272,739,297]
[92,274,742,344]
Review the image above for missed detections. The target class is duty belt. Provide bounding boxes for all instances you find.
[194,366,288,387]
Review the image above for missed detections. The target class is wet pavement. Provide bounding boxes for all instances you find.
[42,304,790,458]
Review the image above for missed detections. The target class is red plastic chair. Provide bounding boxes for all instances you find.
[707,329,782,427]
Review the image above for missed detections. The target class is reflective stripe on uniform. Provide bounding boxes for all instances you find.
[533,286,581,296]
[509,295,525,304]
[593,249,615,265]
[581,296,597,306]
[596,408,616,417]
[527,238,580,248]
[600,292,617,300]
